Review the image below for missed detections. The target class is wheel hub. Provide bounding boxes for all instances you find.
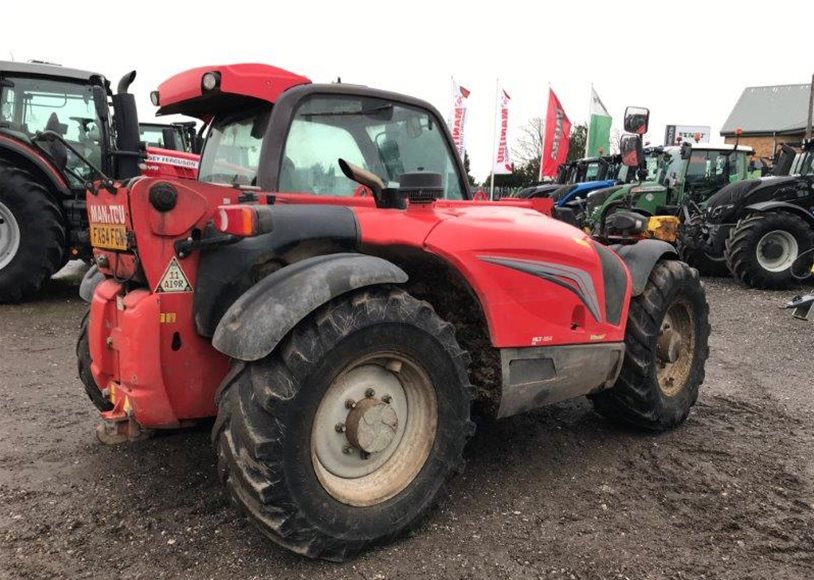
[656,305,695,397]
[311,352,438,507]
[345,397,398,454]
[757,230,798,273]
[0,200,21,270]
[657,328,683,364]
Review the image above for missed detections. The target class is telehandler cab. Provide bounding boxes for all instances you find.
[78,63,710,561]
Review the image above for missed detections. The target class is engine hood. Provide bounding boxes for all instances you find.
[705,176,811,223]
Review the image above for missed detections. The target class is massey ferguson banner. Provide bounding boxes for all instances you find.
[449,80,470,158]
[540,89,572,179]
[493,89,512,175]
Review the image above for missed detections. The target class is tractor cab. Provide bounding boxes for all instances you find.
[139,122,199,154]
[150,64,473,200]
[0,61,115,185]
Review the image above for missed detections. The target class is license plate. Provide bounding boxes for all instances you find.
[90,224,128,251]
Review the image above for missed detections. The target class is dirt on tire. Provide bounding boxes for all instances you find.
[1,266,812,579]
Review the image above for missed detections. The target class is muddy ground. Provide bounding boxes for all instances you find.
[0,264,812,579]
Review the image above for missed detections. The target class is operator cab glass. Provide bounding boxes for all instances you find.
[685,149,747,194]
[198,105,270,186]
[0,76,102,184]
[139,124,191,152]
[279,95,465,199]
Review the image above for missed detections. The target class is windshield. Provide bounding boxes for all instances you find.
[198,105,270,185]
[279,95,465,198]
[0,76,103,184]
[685,150,748,191]
[800,151,813,176]
[139,124,189,152]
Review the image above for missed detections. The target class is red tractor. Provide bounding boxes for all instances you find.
[0,60,198,302]
[78,63,710,561]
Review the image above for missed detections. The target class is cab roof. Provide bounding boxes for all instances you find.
[154,63,311,118]
[0,60,102,82]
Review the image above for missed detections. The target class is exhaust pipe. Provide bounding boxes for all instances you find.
[112,71,141,180]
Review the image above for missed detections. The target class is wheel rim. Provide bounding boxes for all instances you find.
[756,230,798,273]
[0,200,21,270]
[656,300,695,397]
[311,351,437,507]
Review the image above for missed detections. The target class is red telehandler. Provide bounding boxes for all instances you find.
[78,63,710,561]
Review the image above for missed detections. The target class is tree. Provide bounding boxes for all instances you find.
[567,124,587,162]
[513,117,545,165]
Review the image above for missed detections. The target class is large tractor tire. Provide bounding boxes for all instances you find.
[0,163,66,302]
[76,310,114,412]
[724,212,814,290]
[591,260,710,431]
[214,288,475,561]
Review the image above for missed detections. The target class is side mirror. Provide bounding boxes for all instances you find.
[623,106,649,136]
[680,141,692,160]
[620,134,644,167]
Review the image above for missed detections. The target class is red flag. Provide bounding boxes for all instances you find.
[540,89,571,179]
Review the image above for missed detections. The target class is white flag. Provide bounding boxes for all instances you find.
[493,88,512,174]
[448,80,470,158]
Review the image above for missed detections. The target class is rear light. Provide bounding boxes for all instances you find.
[150,90,160,106]
[216,205,258,236]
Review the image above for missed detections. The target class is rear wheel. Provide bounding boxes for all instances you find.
[77,310,113,412]
[592,260,710,431]
[0,163,65,302]
[213,288,474,561]
[725,212,814,290]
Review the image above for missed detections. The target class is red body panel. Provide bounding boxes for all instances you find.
[354,203,630,347]
[155,63,310,117]
[142,147,200,180]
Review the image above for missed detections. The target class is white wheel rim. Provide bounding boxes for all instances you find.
[311,352,437,507]
[0,200,21,270]
[756,230,798,273]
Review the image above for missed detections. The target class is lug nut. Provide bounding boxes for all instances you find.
[345,399,356,409]
[335,422,346,433]
[342,445,353,455]
[382,395,392,404]
[365,388,375,398]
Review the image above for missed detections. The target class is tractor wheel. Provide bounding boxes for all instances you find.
[591,260,710,431]
[724,212,814,290]
[76,310,113,412]
[0,163,66,302]
[213,288,474,561]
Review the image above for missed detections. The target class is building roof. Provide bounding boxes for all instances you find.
[0,60,101,82]
[721,84,812,136]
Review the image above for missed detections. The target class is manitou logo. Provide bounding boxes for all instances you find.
[89,205,127,225]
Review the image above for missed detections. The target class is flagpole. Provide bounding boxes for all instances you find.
[489,78,499,201]
[587,82,593,158]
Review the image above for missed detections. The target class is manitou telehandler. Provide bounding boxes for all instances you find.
[77,63,710,561]
[0,61,198,302]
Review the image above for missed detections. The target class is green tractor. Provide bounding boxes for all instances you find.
[584,141,755,226]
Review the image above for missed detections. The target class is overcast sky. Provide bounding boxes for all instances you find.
[4,0,812,180]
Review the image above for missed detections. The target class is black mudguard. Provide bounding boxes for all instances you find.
[745,201,814,226]
[212,253,407,362]
[611,240,677,296]
[79,265,105,303]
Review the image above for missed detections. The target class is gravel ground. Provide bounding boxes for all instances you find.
[0,265,812,579]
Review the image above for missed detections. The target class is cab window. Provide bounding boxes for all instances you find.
[279,95,465,199]
[198,106,270,186]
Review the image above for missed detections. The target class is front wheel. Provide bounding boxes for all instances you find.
[213,288,474,561]
[591,260,710,431]
[725,212,814,290]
